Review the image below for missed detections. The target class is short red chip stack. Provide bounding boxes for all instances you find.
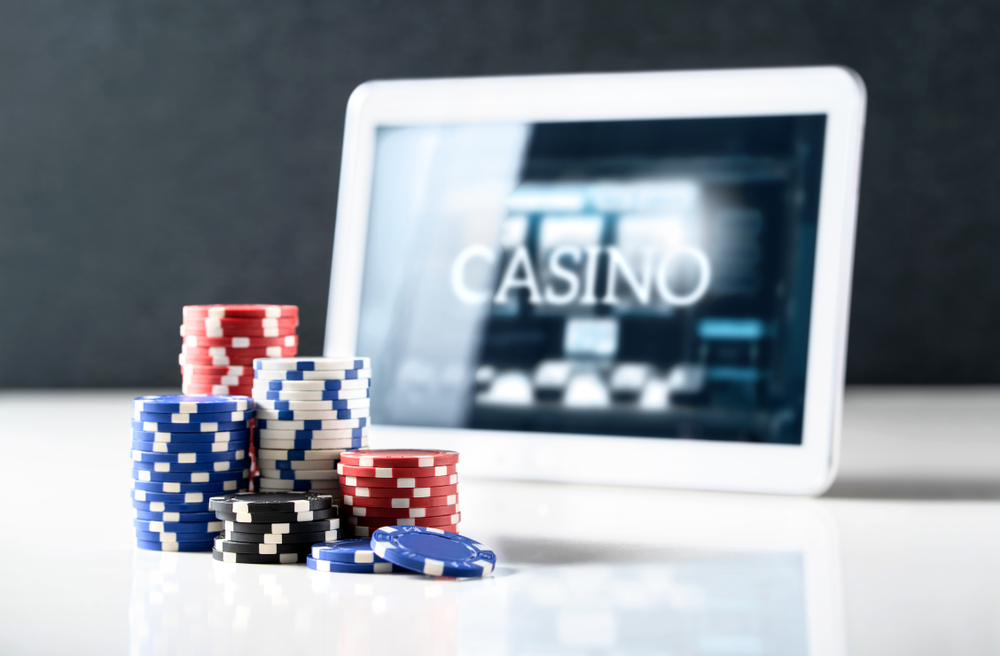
[337,449,461,538]
[179,305,300,397]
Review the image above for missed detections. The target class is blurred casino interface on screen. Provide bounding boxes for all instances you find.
[356,116,826,444]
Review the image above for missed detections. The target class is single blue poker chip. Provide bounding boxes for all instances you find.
[131,448,247,464]
[134,408,255,423]
[257,388,370,401]
[255,427,367,440]
[253,357,370,371]
[131,488,245,504]
[131,419,250,433]
[305,555,403,573]
[257,459,341,471]
[130,439,248,454]
[132,499,212,513]
[370,526,497,578]
[135,529,221,542]
[254,449,342,461]
[262,379,371,391]
[132,428,250,444]
[134,395,253,414]
[132,467,249,483]
[134,518,223,533]
[254,437,364,451]
[311,539,388,564]
[132,458,250,473]
[256,417,367,430]
[253,477,339,492]
[258,469,336,481]
[136,539,214,552]
[133,509,218,522]
[131,478,246,494]
[254,398,371,411]
[253,369,371,381]
[254,408,369,421]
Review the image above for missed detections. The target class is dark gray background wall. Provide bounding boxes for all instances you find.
[1,0,997,387]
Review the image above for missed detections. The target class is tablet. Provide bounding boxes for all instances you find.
[326,67,866,495]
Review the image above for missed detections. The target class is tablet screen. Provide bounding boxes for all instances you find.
[355,115,826,444]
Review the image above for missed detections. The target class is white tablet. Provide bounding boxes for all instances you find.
[325,66,866,495]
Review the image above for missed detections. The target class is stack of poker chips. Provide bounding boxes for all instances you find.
[179,304,300,397]
[336,449,460,538]
[131,395,252,551]
[251,357,372,498]
[208,492,339,564]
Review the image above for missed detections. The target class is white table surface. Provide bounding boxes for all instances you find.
[1,387,999,656]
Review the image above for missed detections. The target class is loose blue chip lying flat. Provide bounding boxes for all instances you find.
[130,439,249,454]
[132,499,213,513]
[132,467,249,483]
[131,419,250,433]
[133,509,218,522]
[305,555,403,573]
[254,408,370,421]
[253,357,371,372]
[262,379,371,391]
[133,395,253,414]
[134,519,224,533]
[370,526,496,578]
[133,408,255,423]
[131,449,247,464]
[131,478,244,494]
[132,458,250,473]
[132,428,250,444]
[311,539,387,564]
[256,418,367,431]
[136,539,214,552]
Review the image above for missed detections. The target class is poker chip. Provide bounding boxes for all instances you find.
[135,529,220,542]
[223,529,339,544]
[182,385,253,396]
[336,463,456,479]
[130,439,249,454]
[254,477,340,492]
[211,549,305,564]
[371,526,496,577]
[182,335,298,348]
[183,372,255,384]
[209,492,334,514]
[131,419,250,434]
[185,316,298,329]
[256,418,367,430]
[132,429,250,444]
[348,504,459,519]
[347,513,460,528]
[255,448,342,462]
[138,539,215,552]
[134,408,255,423]
[306,556,404,574]
[223,518,339,534]
[134,519,224,533]
[183,345,298,358]
[255,427,366,440]
[180,355,267,367]
[213,537,314,555]
[134,395,252,413]
[133,509,217,522]
[131,478,245,494]
[342,493,458,509]
[340,449,459,468]
[214,506,337,524]
[310,539,387,563]
[254,398,371,411]
[340,473,457,489]
[255,438,364,451]
[340,483,459,498]
[133,467,249,483]
[259,468,339,481]
[353,525,455,538]
[131,448,247,463]
[132,499,212,513]
[253,388,369,401]
[254,408,370,421]
[132,458,250,473]
[133,488,243,504]
[181,365,254,377]
[254,357,371,371]
[258,459,343,472]
[256,378,371,391]
[253,369,372,382]
[180,325,297,338]
[183,304,299,319]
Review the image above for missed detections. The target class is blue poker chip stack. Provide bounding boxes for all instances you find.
[131,394,253,551]
[250,357,372,500]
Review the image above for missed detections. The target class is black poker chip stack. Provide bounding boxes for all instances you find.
[207,492,339,564]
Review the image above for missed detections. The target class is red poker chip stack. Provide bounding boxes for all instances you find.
[179,305,300,397]
[337,449,461,538]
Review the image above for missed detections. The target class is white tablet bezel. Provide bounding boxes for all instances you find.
[325,66,866,496]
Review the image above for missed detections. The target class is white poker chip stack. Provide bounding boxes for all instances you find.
[251,357,372,503]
